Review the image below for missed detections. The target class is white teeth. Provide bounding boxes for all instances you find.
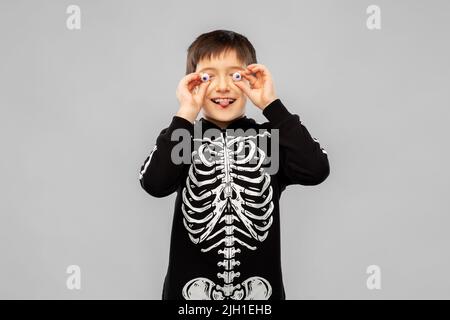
[212,98,236,103]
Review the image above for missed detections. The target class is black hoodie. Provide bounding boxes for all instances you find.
[139,98,330,300]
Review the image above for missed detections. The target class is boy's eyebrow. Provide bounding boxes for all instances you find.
[198,66,245,72]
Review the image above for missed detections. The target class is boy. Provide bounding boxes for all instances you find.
[139,30,330,300]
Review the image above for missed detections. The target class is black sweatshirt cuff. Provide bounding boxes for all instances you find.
[262,99,294,127]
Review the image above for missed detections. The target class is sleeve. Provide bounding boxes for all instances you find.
[262,98,330,187]
[139,115,194,198]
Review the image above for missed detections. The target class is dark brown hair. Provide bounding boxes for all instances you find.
[186,29,257,75]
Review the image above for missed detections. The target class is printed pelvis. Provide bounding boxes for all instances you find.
[181,131,274,300]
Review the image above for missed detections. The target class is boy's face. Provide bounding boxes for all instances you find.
[195,49,248,124]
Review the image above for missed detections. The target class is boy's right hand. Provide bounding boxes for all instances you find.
[175,73,211,123]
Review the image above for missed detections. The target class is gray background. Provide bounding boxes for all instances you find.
[1,0,449,299]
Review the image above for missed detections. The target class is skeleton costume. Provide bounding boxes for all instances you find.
[139,99,330,300]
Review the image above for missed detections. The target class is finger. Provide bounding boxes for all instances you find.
[246,63,265,71]
[197,79,211,97]
[240,71,258,86]
[233,79,252,97]
[246,64,271,78]
[246,63,259,69]
[244,67,264,83]
[183,72,200,84]
[184,73,202,89]
[188,80,201,92]
[187,77,203,92]
[247,66,265,77]
[242,68,257,78]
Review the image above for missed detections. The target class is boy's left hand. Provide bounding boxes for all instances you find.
[233,63,278,110]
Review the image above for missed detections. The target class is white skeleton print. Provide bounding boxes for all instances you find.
[181,129,274,300]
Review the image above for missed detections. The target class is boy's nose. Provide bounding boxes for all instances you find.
[215,76,232,92]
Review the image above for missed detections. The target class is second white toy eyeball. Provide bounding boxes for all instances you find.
[200,73,210,82]
[232,72,242,81]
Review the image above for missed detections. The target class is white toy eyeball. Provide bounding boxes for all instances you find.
[232,72,242,81]
[200,73,210,82]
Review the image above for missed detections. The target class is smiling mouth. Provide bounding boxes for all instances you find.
[210,98,237,108]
